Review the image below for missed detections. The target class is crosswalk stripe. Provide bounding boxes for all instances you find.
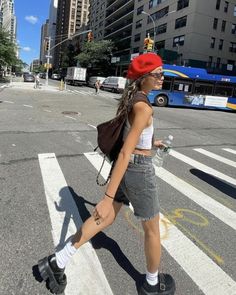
[223,148,236,155]
[84,152,236,295]
[194,148,236,168]
[155,167,236,230]
[170,150,236,186]
[38,153,113,295]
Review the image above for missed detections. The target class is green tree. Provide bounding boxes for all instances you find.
[0,29,18,66]
[75,40,114,75]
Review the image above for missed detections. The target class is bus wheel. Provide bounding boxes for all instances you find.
[155,95,168,107]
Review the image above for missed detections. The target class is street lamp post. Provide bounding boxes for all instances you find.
[44,29,92,87]
[142,11,156,50]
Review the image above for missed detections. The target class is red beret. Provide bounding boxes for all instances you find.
[127,53,163,80]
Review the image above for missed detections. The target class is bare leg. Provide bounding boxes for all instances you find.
[141,214,161,273]
[72,201,122,248]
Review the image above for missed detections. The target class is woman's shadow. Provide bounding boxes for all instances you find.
[33,186,144,291]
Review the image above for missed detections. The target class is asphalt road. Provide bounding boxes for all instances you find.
[0,81,235,295]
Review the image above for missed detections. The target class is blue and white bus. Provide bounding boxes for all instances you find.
[148,64,236,111]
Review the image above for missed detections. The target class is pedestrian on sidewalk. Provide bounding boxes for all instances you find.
[37,53,176,295]
[95,79,101,94]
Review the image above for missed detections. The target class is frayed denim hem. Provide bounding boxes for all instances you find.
[134,212,160,221]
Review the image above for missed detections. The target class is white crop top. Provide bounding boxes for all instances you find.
[123,117,154,149]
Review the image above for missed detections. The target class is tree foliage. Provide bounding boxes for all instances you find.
[75,40,114,70]
[0,29,18,66]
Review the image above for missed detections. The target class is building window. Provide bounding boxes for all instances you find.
[149,0,167,9]
[155,40,165,50]
[157,23,167,34]
[219,39,224,50]
[210,37,215,48]
[232,24,236,34]
[136,20,142,29]
[229,42,236,52]
[221,20,226,32]
[234,5,236,16]
[224,1,229,12]
[216,0,221,10]
[216,57,221,67]
[177,0,189,11]
[149,6,169,22]
[213,18,218,29]
[133,47,140,53]
[173,35,185,47]
[175,16,187,29]
[146,28,155,38]
[208,56,213,67]
[134,33,141,42]
[137,5,144,15]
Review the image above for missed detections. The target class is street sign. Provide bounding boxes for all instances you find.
[45,55,52,58]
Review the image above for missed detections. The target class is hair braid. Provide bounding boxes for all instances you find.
[116,80,141,116]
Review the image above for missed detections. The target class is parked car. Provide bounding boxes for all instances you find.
[87,76,106,87]
[100,76,127,93]
[51,73,61,80]
[24,73,35,82]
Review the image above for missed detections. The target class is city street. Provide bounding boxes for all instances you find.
[0,82,236,295]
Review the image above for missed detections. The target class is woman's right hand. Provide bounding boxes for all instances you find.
[93,196,113,221]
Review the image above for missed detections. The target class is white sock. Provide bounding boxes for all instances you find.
[55,241,77,269]
[146,269,159,286]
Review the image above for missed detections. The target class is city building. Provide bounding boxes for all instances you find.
[0,0,16,42]
[40,19,49,66]
[53,0,90,70]
[48,0,58,67]
[88,0,236,75]
[30,58,40,72]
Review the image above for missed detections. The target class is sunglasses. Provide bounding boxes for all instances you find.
[149,72,164,79]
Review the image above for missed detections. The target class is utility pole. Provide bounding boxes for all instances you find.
[45,36,51,86]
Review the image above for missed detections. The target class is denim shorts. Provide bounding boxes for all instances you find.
[114,154,160,221]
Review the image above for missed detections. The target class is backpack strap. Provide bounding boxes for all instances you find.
[96,155,113,186]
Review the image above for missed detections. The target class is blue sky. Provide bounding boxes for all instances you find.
[15,0,50,65]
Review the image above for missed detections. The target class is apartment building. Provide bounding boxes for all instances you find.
[88,0,236,75]
[53,0,90,69]
[48,0,58,67]
[40,19,49,65]
[0,0,16,42]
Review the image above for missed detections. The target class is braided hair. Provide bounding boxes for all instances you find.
[116,78,143,116]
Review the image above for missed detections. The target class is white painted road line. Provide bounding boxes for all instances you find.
[194,148,236,168]
[84,152,236,295]
[64,115,77,120]
[3,100,14,103]
[38,153,113,295]
[44,109,52,112]
[170,150,236,186]
[223,148,236,155]
[155,167,236,230]
[23,104,33,108]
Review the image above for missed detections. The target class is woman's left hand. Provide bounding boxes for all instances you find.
[153,139,165,149]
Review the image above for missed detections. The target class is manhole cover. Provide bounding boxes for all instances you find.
[62,111,78,115]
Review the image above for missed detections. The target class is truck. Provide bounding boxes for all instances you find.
[65,67,87,86]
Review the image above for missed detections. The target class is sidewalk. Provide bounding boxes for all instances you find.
[9,81,64,92]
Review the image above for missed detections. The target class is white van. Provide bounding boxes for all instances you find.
[88,76,106,87]
[101,76,127,93]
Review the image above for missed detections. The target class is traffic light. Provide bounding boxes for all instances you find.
[144,37,149,51]
[87,31,93,42]
[147,38,154,52]
[44,40,49,51]
[143,34,154,52]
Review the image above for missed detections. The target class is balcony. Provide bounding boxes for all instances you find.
[104,22,132,39]
[106,0,134,20]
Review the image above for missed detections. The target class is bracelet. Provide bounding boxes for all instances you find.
[105,192,114,199]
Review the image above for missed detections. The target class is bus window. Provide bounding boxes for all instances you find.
[214,83,233,97]
[162,76,172,91]
[194,81,214,95]
[173,79,193,93]
[233,87,236,97]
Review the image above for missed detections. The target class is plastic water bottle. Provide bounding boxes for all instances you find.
[153,135,174,167]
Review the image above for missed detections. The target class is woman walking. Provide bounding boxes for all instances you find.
[38,53,175,295]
